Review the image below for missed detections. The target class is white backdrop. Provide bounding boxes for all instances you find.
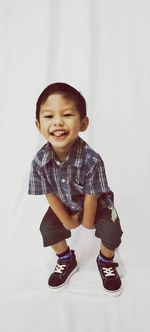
[0,0,150,331]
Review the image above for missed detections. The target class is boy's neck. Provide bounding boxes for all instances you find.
[54,151,69,162]
[52,145,71,162]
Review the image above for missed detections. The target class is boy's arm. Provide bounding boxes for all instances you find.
[82,194,98,229]
[45,192,80,230]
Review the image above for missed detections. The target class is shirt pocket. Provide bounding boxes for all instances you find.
[73,180,84,194]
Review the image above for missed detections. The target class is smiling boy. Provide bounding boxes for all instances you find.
[28,82,123,295]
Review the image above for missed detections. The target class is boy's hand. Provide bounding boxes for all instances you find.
[82,220,95,229]
[81,194,97,229]
[63,212,80,230]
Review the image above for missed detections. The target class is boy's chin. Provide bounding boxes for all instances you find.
[49,134,78,144]
[49,137,78,148]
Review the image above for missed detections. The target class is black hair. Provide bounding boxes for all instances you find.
[36,82,87,121]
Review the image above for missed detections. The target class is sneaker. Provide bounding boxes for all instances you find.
[48,250,78,291]
[96,257,122,296]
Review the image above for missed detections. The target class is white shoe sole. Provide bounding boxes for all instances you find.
[103,285,122,296]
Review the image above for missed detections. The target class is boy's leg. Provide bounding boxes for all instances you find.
[100,243,114,258]
[40,207,72,247]
[95,203,123,296]
[40,207,78,290]
[51,239,68,255]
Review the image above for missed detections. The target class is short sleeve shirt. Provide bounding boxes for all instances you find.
[28,137,113,212]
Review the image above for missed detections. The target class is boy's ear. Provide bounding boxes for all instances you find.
[80,117,89,132]
[35,120,41,131]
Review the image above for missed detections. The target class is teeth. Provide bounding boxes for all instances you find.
[51,130,67,137]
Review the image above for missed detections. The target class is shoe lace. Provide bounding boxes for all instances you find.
[54,263,66,274]
[102,267,116,277]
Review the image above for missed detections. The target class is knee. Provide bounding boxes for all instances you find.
[95,217,123,250]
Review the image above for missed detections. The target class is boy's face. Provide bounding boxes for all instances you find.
[36,93,89,157]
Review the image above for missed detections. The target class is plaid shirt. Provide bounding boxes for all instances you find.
[28,137,113,211]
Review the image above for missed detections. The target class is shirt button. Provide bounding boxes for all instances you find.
[66,193,69,197]
[61,179,66,183]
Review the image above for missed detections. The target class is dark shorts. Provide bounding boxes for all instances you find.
[40,199,123,251]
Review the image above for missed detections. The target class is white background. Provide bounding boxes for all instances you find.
[0,0,150,331]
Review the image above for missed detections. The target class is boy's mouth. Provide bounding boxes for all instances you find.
[50,130,69,138]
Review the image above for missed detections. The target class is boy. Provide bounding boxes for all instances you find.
[28,82,123,295]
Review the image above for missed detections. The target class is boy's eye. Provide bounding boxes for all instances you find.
[44,115,53,118]
[64,113,73,117]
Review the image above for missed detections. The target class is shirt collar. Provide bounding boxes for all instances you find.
[41,137,85,168]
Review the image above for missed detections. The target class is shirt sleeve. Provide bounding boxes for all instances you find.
[28,163,53,195]
[84,157,113,198]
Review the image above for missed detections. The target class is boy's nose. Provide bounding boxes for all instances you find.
[53,116,64,126]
